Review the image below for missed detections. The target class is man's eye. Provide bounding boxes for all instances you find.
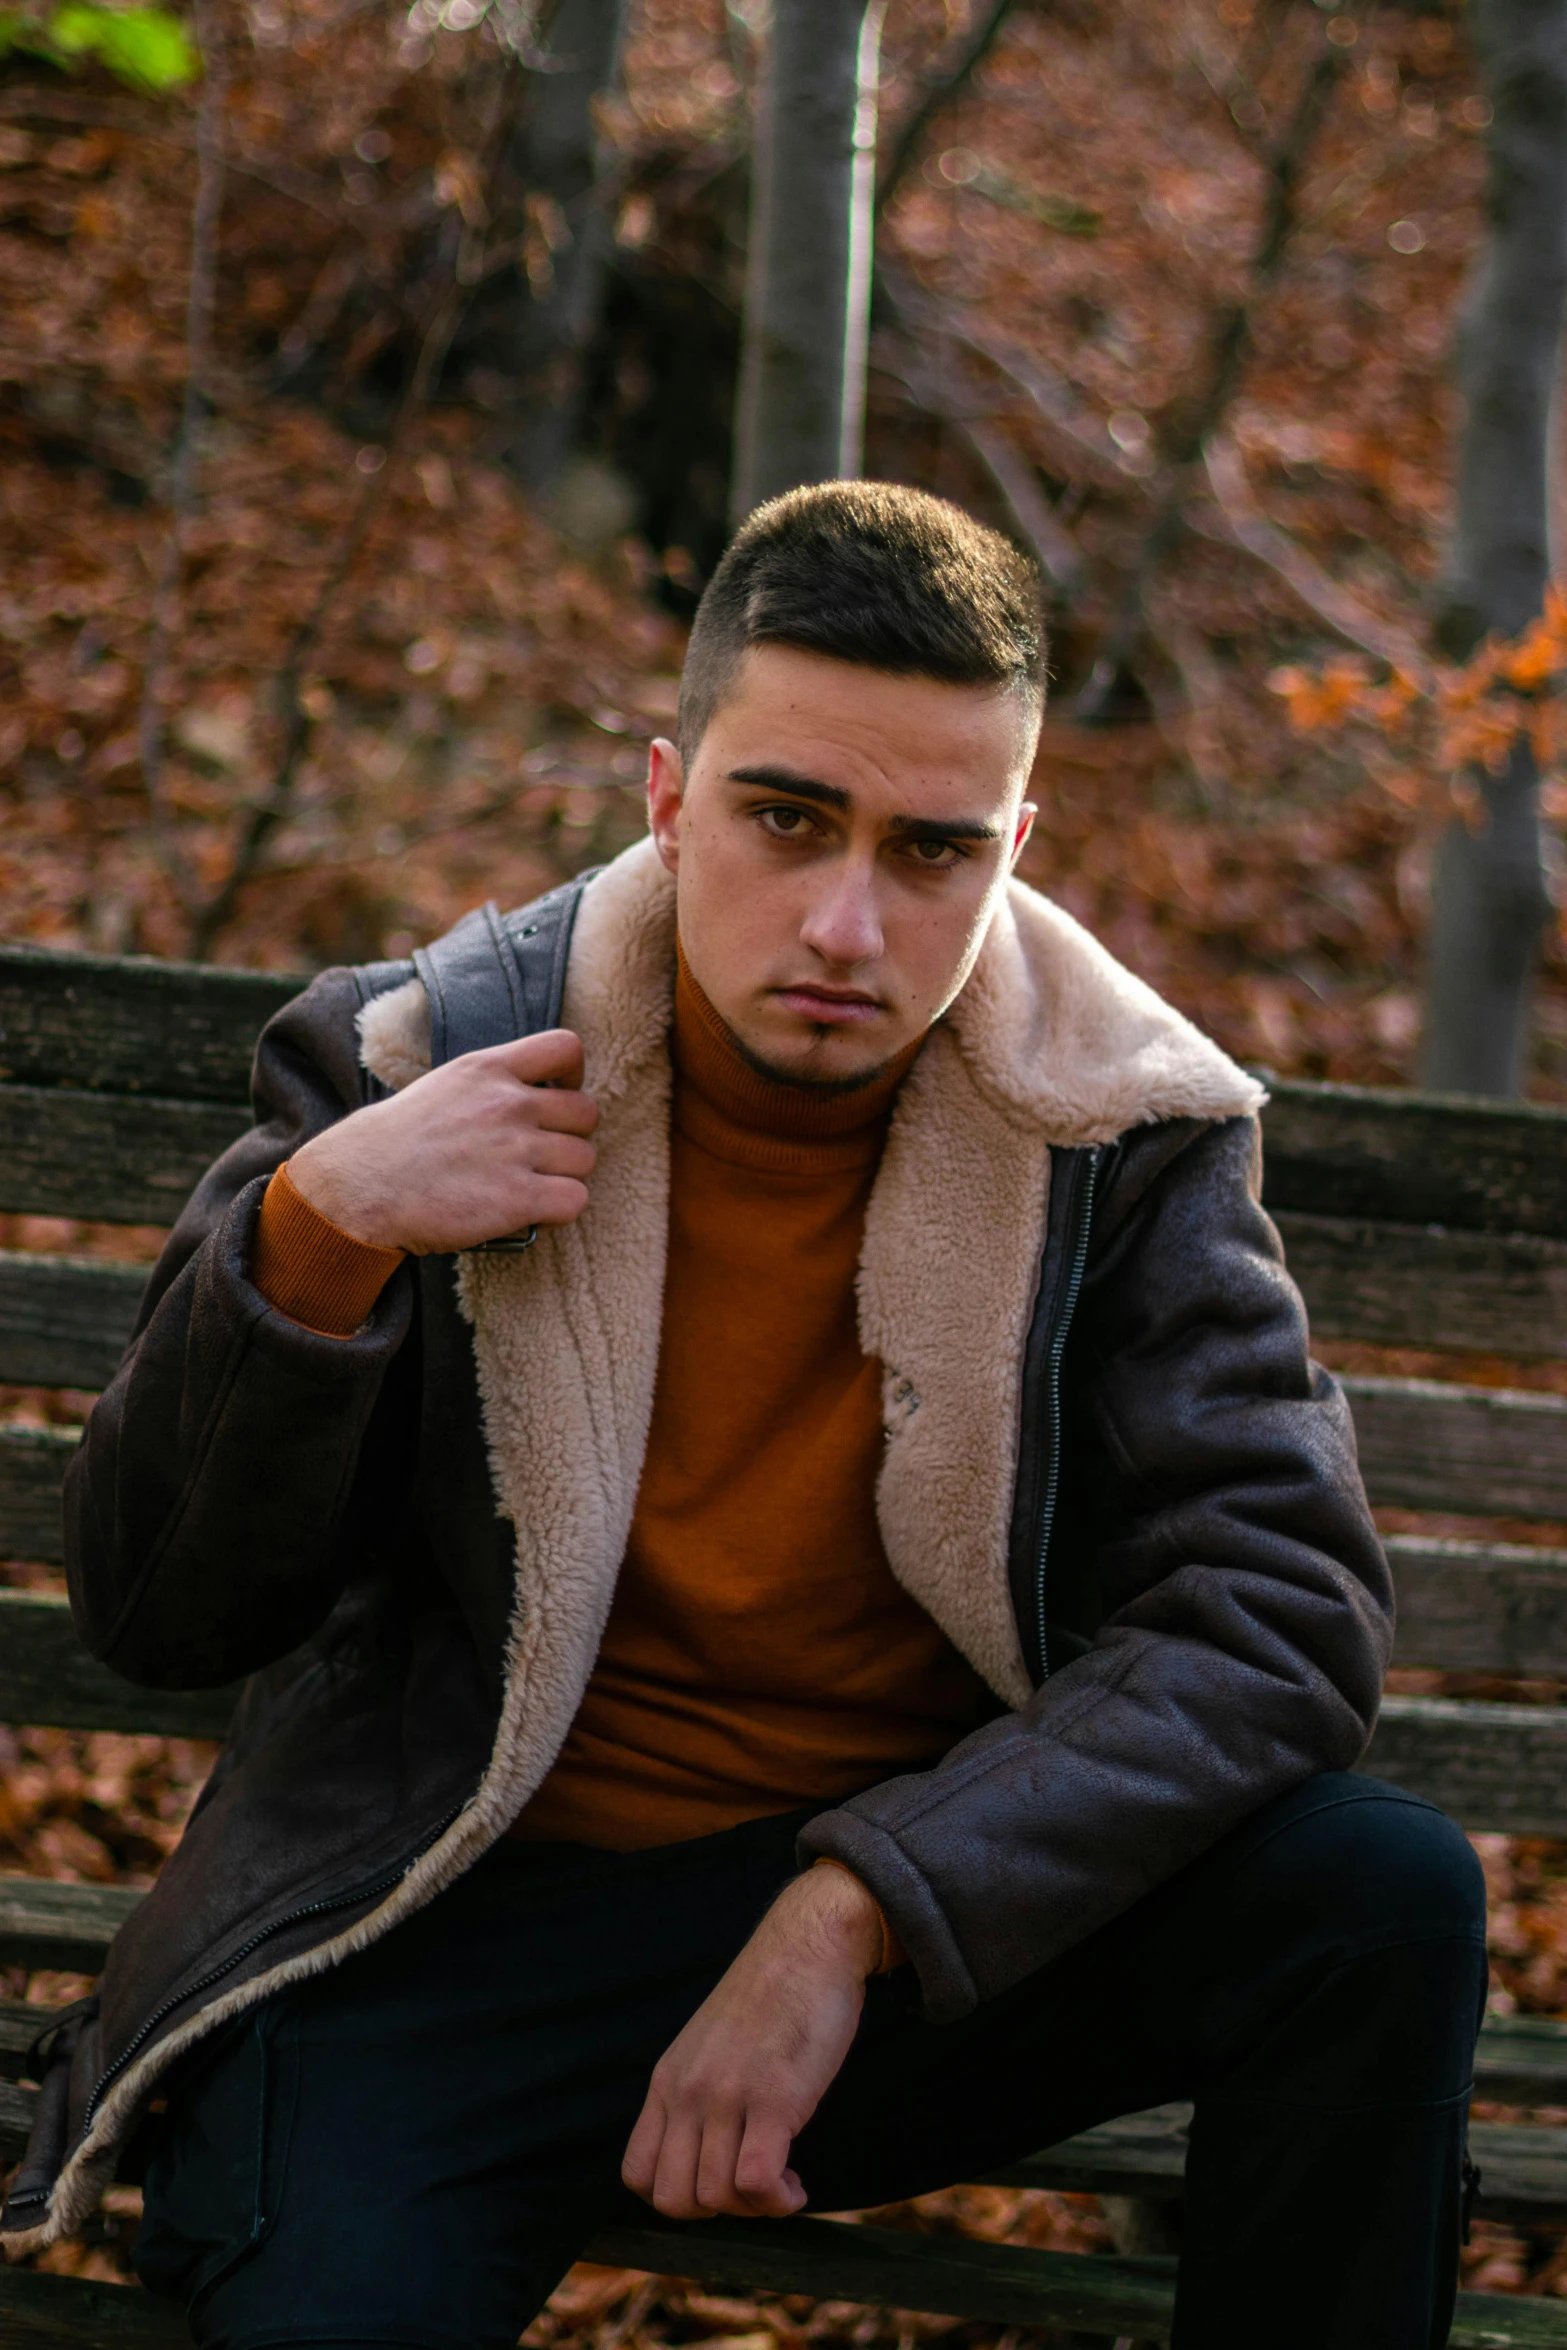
[758,806,813,838]
[905,838,963,867]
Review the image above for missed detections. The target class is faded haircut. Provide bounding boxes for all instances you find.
[676,480,1046,763]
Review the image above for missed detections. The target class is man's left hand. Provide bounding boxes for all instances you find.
[621,1863,884,2219]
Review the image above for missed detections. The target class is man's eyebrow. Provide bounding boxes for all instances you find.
[725,765,850,811]
[724,766,1002,841]
[888,813,1004,843]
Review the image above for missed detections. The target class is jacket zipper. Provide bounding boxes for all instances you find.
[80,1801,467,2132]
[1034,1147,1099,1684]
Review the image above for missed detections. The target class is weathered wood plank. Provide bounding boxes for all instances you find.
[0,1875,143,1972]
[996,2107,1567,2221]
[0,1252,146,1390]
[0,1997,39,2076]
[0,1591,236,1739]
[1,2074,35,2159]
[7,1558,1551,1760]
[2,1987,1558,2103]
[0,1086,250,1225]
[1281,1212,1567,1358]
[0,943,296,1103]
[1346,1375,1567,1523]
[1475,2014,1567,2106]
[0,1425,77,1566]
[1389,1536,1567,1676]
[0,2268,197,2350]
[1261,1078,1567,1240]
[2,2233,1564,2350]
[4,952,1566,1238]
[1362,1693,1567,1835]
[590,2215,1180,2341]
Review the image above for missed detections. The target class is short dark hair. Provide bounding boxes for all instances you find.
[676,480,1046,761]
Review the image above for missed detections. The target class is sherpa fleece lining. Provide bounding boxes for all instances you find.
[16,834,1261,2254]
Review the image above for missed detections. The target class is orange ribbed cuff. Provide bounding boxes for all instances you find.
[812,1855,907,1975]
[251,1162,405,1339]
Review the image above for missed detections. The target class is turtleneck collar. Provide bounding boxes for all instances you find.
[672,939,926,1173]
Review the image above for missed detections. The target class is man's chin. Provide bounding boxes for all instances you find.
[730,1014,906,1095]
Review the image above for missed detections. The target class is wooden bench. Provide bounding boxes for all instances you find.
[3,938,1567,2347]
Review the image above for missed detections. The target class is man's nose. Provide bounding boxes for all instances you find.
[800,866,884,968]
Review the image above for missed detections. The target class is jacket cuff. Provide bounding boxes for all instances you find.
[797,1808,978,2022]
[251,1163,405,1338]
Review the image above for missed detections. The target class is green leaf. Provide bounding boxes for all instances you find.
[0,2,199,89]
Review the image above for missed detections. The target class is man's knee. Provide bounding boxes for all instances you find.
[1240,1776,1486,1956]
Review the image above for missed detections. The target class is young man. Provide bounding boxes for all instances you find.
[5,485,1483,2347]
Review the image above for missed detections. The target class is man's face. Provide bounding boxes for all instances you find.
[646,643,1037,1087]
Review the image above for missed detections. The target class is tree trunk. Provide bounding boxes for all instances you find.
[506,0,631,498]
[731,0,886,520]
[1422,0,1567,1095]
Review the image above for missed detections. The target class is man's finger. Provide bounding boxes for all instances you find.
[530,1087,599,1137]
[621,2089,665,2199]
[693,2110,745,2216]
[527,1133,596,1182]
[489,1026,585,1089]
[526,1175,591,1227]
[734,2114,805,2217]
[650,2109,706,2219]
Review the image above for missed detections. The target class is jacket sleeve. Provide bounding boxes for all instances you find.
[799,1114,1394,2022]
[63,967,416,1689]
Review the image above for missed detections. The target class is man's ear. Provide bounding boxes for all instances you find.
[647,738,684,875]
[1010,802,1037,869]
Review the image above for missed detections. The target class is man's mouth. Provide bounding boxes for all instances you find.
[771,984,884,1027]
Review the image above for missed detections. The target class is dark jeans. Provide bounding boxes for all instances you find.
[134,1773,1488,2350]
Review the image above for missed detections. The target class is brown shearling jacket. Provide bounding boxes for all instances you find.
[2,839,1391,2254]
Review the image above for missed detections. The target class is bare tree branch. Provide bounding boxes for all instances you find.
[883,270,1130,490]
[1072,19,1346,719]
[135,0,227,914]
[875,0,1022,220]
[876,339,1086,596]
[1196,438,1429,674]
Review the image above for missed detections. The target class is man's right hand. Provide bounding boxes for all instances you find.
[287,1028,598,1255]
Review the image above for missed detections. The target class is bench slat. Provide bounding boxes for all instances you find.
[2,1578,1566,1753]
[0,1087,250,1228]
[1280,1212,1567,1359]
[0,1254,146,1390]
[0,1876,144,1972]
[0,1591,236,1739]
[4,944,1566,1238]
[0,944,295,1104]
[1,1278,1562,1527]
[0,1426,78,1566]
[1260,1079,1567,1240]
[7,1985,1563,2103]
[1363,1693,1567,1834]
[0,2227,1561,2350]
[0,2073,1559,2225]
[996,2109,1565,2222]
[1344,1374,1567,1522]
[1390,1536,1567,1675]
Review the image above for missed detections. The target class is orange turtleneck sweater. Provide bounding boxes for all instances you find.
[251,949,994,1852]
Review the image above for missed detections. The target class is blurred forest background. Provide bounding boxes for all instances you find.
[0,0,1563,1089]
[5,0,1567,2325]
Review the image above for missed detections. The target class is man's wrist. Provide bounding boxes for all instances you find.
[768,1860,885,1981]
[288,1133,403,1253]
